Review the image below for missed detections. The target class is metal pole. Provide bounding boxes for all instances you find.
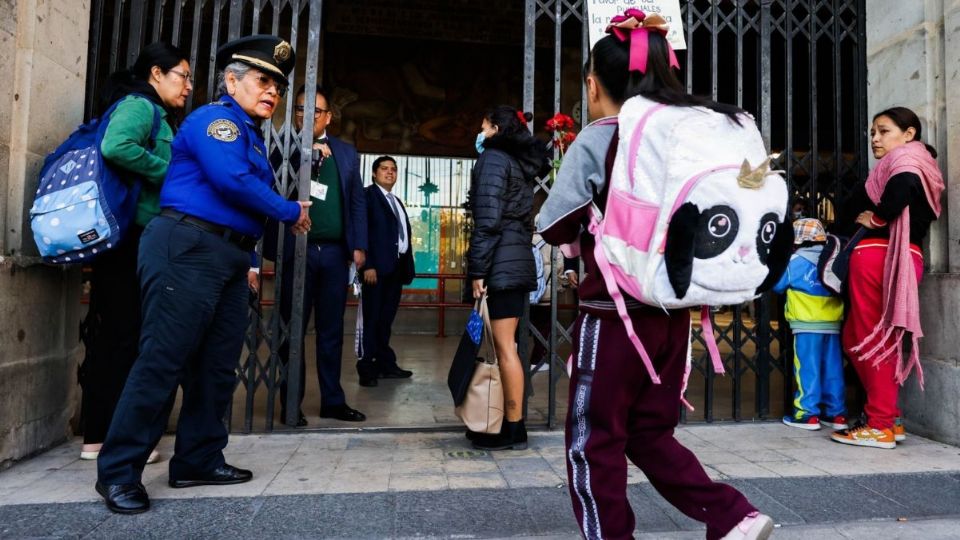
[286,0,323,428]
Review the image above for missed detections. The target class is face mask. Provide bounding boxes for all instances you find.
[792,211,803,220]
[475,132,486,154]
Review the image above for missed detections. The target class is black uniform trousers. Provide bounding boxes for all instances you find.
[356,268,404,378]
[80,224,144,444]
[98,216,250,484]
[278,242,349,413]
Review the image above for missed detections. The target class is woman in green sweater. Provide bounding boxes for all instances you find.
[80,42,192,462]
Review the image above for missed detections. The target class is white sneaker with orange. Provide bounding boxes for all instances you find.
[830,424,896,449]
[893,417,906,442]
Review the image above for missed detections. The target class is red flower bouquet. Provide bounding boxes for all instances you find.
[545,113,577,185]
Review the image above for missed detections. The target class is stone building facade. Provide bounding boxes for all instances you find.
[0,0,87,465]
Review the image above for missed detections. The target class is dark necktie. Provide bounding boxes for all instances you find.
[387,192,406,243]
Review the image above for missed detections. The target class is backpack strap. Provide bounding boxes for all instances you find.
[590,236,661,384]
[130,93,163,151]
[588,120,664,383]
[625,103,667,190]
[99,93,163,151]
[699,306,726,374]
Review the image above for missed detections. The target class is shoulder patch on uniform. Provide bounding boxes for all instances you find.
[207,119,240,142]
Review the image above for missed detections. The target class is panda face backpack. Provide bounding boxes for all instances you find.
[588,96,792,383]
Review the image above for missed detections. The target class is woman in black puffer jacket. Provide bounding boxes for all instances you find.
[467,105,550,451]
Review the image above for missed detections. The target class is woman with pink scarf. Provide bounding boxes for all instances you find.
[832,107,944,450]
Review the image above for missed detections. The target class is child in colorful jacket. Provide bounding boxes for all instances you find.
[773,218,848,430]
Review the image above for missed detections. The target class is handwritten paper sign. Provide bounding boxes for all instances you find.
[587,0,686,50]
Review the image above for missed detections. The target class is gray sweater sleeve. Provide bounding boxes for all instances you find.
[536,121,616,233]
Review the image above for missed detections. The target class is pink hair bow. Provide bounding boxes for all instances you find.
[605,8,680,74]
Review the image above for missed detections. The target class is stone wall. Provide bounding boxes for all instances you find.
[865,0,960,445]
[0,0,89,466]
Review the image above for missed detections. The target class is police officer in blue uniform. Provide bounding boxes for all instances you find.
[95,35,311,515]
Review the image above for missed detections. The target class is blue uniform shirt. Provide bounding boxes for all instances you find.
[160,95,301,237]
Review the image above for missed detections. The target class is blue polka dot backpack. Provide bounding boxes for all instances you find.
[29,94,160,263]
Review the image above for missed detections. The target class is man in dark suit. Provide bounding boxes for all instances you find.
[356,156,415,387]
[266,85,368,426]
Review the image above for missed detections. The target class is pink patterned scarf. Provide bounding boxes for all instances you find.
[850,141,944,387]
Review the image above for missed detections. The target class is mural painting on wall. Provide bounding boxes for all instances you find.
[324,33,523,157]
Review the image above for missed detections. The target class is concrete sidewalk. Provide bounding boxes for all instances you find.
[0,423,958,538]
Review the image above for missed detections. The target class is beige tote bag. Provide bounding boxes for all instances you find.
[454,296,504,434]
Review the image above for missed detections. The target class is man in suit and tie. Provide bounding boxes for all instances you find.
[356,156,416,387]
[268,85,368,426]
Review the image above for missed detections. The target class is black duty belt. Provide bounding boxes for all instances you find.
[161,210,258,252]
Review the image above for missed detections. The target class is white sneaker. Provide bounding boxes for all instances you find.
[79,451,99,460]
[721,512,774,540]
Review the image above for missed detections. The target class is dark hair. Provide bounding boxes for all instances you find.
[481,105,534,149]
[296,84,332,106]
[873,107,937,158]
[479,105,551,181]
[372,155,397,173]
[584,33,743,123]
[99,42,188,115]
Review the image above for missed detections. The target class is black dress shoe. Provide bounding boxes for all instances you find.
[280,410,308,428]
[168,464,253,488]
[379,365,413,379]
[359,376,378,387]
[96,481,150,514]
[319,404,366,422]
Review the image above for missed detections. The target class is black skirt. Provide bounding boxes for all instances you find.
[487,289,527,320]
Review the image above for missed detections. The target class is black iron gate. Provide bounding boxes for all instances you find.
[84,0,868,432]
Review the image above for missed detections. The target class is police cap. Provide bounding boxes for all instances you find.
[216,35,296,79]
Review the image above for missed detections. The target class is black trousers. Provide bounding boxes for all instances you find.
[278,242,349,414]
[97,216,250,484]
[356,269,404,378]
[80,224,144,444]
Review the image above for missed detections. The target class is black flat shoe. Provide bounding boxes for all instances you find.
[358,376,378,387]
[320,404,366,422]
[472,419,528,451]
[168,464,253,488]
[96,481,149,514]
[379,366,413,379]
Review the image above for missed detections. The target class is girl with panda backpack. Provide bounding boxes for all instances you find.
[538,9,786,540]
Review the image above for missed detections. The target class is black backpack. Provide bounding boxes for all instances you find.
[817,227,866,294]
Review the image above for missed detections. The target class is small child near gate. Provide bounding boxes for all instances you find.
[773,218,848,430]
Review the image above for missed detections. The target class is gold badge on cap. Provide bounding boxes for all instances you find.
[207,119,240,142]
[274,40,292,63]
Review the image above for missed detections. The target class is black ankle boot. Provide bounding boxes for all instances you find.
[472,419,527,451]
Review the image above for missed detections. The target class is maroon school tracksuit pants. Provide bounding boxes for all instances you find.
[565,308,756,540]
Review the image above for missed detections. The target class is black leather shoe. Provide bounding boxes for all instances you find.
[96,481,150,514]
[280,411,308,428]
[379,365,413,379]
[359,376,378,387]
[319,404,366,422]
[168,464,253,488]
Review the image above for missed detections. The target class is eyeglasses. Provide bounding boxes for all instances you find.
[167,68,194,85]
[251,73,288,98]
[294,105,330,116]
